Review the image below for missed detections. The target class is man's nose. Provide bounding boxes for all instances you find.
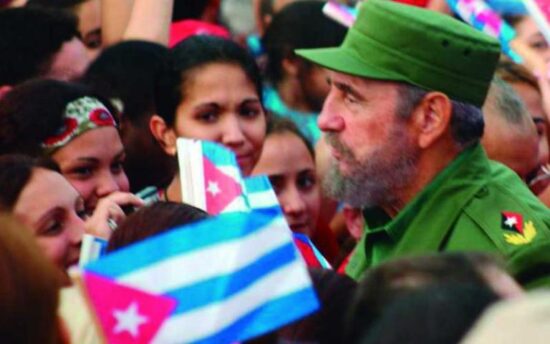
[318,94,345,132]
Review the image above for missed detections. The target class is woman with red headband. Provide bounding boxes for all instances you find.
[0,79,143,238]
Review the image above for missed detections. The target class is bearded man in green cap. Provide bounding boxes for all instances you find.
[297,0,550,288]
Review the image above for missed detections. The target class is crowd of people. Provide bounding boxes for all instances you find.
[2,0,550,343]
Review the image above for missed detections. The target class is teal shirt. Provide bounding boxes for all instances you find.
[346,144,550,287]
[263,86,321,145]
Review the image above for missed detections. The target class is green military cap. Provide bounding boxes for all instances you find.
[295,0,501,107]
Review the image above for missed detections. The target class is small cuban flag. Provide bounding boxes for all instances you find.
[447,0,518,49]
[79,234,108,266]
[244,175,331,269]
[243,175,281,212]
[177,138,248,215]
[82,208,319,343]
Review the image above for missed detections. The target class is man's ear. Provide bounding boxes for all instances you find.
[410,92,453,149]
[342,205,365,241]
[149,115,177,156]
[281,56,301,78]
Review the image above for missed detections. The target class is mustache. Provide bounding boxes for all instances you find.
[325,133,356,160]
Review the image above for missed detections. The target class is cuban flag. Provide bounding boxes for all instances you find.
[78,272,177,344]
[82,208,319,343]
[79,234,108,266]
[447,0,517,43]
[244,175,331,269]
[293,233,332,269]
[177,138,248,215]
[243,175,281,212]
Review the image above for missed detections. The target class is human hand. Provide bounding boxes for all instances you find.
[84,191,145,239]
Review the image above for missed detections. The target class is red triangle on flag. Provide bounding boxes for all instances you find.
[82,272,176,344]
[203,156,243,214]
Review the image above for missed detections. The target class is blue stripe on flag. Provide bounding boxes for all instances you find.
[244,175,273,193]
[243,175,281,211]
[195,287,319,344]
[168,242,297,314]
[202,140,239,166]
[85,209,280,278]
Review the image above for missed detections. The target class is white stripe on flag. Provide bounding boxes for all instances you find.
[118,217,290,293]
[222,197,249,213]
[247,189,279,209]
[152,260,311,343]
[218,165,242,181]
[177,138,207,211]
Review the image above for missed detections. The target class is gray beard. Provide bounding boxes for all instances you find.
[322,126,419,209]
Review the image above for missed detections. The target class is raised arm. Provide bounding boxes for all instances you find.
[101,0,173,47]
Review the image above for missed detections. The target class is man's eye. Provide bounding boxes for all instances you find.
[344,94,358,104]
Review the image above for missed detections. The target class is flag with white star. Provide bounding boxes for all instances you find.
[83,209,319,343]
[177,138,248,215]
[79,272,176,344]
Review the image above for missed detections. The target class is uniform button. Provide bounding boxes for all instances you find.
[475,187,488,198]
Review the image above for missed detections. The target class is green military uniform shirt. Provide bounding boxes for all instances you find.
[346,144,550,288]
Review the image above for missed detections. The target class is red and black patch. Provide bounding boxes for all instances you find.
[501,211,524,234]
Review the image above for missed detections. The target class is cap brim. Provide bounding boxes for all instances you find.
[295,46,402,81]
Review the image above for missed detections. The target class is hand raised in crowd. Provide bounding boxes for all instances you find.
[85,191,144,239]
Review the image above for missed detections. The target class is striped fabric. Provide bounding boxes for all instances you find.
[84,209,319,343]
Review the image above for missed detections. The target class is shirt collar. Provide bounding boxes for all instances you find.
[363,144,491,241]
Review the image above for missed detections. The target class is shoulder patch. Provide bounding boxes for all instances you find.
[501,211,524,233]
[501,210,537,245]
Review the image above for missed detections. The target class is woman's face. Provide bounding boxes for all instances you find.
[169,62,266,176]
[252,132,321,236]
[75,0,102,59]
[13,168,85,270]
[52,127,130,211]
[514,16,550,62]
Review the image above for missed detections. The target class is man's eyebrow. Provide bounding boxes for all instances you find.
[334,81,363,99]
